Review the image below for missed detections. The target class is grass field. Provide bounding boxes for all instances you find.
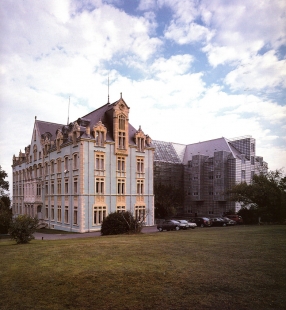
[0,225,285,310]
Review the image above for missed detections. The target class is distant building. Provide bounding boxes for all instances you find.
[12,96,155,232]
[153,136,267,217]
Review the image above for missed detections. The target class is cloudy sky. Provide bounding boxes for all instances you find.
[0,0,285,187]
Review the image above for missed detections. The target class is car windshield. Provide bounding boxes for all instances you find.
[179,220,187,223]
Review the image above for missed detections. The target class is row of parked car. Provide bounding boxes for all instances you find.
[157,215,243,231]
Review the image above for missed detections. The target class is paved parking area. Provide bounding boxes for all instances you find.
[34,225,158,240]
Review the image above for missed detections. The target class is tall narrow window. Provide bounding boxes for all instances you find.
[45,182,48,195]
[74,178,78,194]
[51,161,55,174]
[65,206,69,223]
[73,207,78,225]
[117,179,125,195]
[65,179,68,194]
[119,115,125,130]
[64,156,69,171]
[137,180,144,195]
[51,181,54,194]
[135,206,145,222]
[57,205,62,222]
[45,205,49,219]
[117,156,125,171]
[51,205,55,220]
[95,154,104,170]
[57,158,61,173]
[45,162,49,175]
[96,131,104,146]
[137,158,144,173]
[57,179,61,194]
[118,132,125,149]
[93,206,107,224]
[36,184,41,196]
[95,178,104,194]
[73,153,78,169]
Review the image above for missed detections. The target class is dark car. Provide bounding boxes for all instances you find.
[211,217,229,227]
[157,220,180,232]
[190,217,212,228]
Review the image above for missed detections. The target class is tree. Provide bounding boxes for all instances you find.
[228,169,286,222]
[0,165,12,234]
[154,184,184,218]
[9,215,39,244]
[101,211,142,236]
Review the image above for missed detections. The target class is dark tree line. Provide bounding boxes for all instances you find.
[0,165,12,234]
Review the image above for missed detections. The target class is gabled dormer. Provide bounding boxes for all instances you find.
[113,95,130,155]
[93,120,107,147]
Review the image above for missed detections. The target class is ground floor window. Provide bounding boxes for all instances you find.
[64,206,69,223]
[93,206,107,224]
[117,206,125,213]
[45,205,49,219]
[135,206,145,222]
[73,207,78,225]
[57,206,62,222]
[51,205,55,221]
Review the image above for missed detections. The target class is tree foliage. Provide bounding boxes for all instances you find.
[0,165,12,234]
[9,215,39,244]
[228,169,286,222]
[101,211,142,236]
[154,183,184,218]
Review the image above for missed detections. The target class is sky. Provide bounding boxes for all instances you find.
[0,0,286,188]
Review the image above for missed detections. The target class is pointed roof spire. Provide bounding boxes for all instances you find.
[107,75,110,104]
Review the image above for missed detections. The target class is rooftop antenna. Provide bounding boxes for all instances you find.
[67,96,70,125]
[107,75,110,104]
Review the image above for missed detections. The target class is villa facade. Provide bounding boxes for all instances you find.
[12,96,155,232]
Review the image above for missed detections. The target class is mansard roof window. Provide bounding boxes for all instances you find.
[118,131,126,149]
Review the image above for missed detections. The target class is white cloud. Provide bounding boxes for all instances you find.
[225,50,286,91]
[200,0,286,66]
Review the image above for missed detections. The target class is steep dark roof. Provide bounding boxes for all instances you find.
[36,120,65,141]
[35,99,137,146]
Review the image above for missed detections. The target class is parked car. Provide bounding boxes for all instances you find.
[189,217,212,228]
[187,221,197,229]
[211,217,228,227]
[226,215,243,224]
[157,220,180,232]
[176,220,191,230]
[223,217,236,225]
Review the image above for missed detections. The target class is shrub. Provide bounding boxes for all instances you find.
[9,215,39,244]
[101,211,142,236]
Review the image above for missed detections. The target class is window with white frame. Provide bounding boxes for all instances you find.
[95,154,104,170]
[135,206,145,222]
[73,207,78,225]
[136,158,144,173]
[117,206,125,213]
[117,156,125,172]
[73,153,78,169]
[65,179,68,194]
[118,131,126,149]
[57,205,62,222]
[51,180,54,194]
[93,206,107,224]
[36,184,41,196]
[95,178,104,194]
[51,205,55,220]
[45,205,49,219]
[57,158,61,173]
[65,206,69,223]
[64,156,69,171]
[51,161,55,174]
[117,179,125,195]
[57,179,61,194]
[74,178,78,194]
[137,180,144,195]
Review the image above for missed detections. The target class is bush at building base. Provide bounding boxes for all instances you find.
[101,211,142,236]
[9,215,39,244]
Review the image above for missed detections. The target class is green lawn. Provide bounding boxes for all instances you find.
[0,226,285,310]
